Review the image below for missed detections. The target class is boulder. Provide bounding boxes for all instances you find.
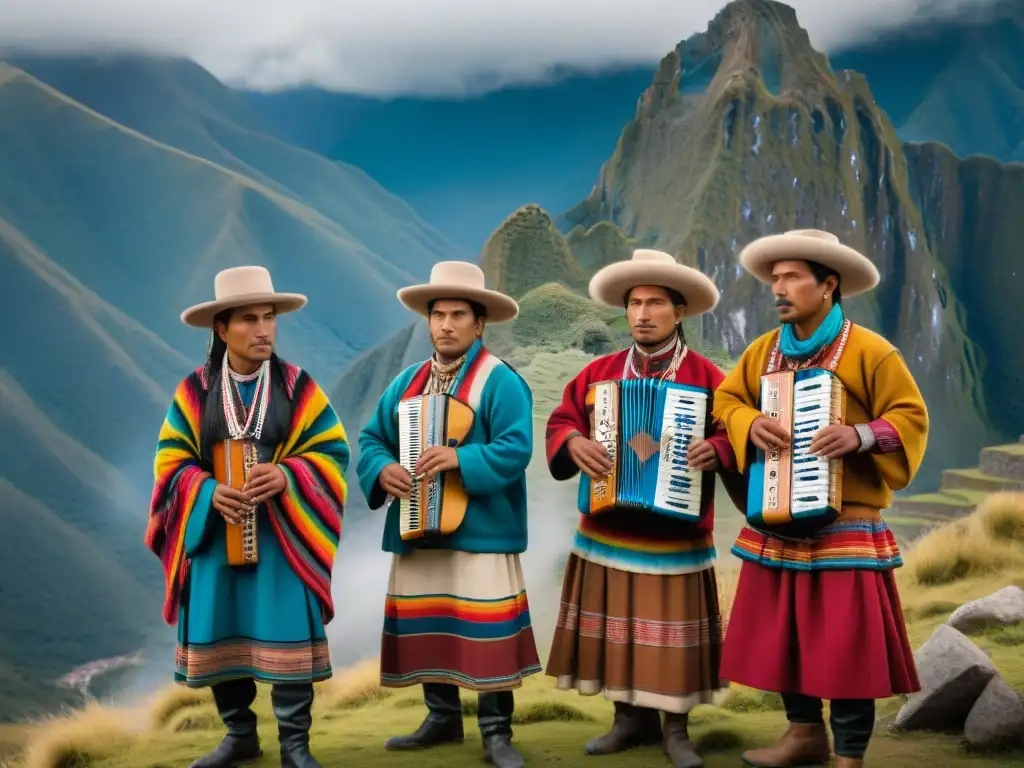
[893,625,997,732]
[947,585,1024,634]
[964,675,1024,749]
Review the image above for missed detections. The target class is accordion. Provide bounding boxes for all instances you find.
[747,367,846,538]
[584,378,711,521]
[212,438,259,566]
[397,393,475,541]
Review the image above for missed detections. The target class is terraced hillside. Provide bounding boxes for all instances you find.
[892,438,1024,530]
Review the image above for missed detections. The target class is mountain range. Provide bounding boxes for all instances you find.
[2,0,1023,723]
[242,0,1024,249]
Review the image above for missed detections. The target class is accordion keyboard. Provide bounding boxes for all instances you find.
[790,375,836,514]
[653,387,708,516]
[398,399,423,532]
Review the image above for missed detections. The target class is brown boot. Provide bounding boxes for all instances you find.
[740,722,831,767]
[832,758,863,768]
[662,713,703,768]
[584,702,662,755]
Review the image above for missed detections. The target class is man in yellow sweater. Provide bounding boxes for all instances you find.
[713,229,929,768]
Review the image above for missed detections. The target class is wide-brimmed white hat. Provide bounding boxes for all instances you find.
[180,266,307,328]
[588,249,720,316]
[738,229,880,297]
[397,261,519,323]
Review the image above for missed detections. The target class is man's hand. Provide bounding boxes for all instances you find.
[567,435,614,480]
[243,463,288,505]
[379,462,413,499]
[687,438,720,471]
[213,483,250,524]
[749,416,791,452]
[809,424,861,459]
[414,446,459,479]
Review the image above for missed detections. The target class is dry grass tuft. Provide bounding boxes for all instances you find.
[904,493,1024,586]
[18,703,137,768]
[146,685,213,730]
[717,566,739,626]
[166,706,219,733]
[316,658,392,711]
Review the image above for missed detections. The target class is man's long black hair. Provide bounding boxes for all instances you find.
[199,307,293,463]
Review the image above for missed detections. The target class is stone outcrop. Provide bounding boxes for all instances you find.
[894,586,1024,749]
[946,585,1024,634]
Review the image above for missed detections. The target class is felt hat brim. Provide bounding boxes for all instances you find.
[180,293,307,328]
[589,261,720,316]
[739,234,880,297]
[397,284,519,323]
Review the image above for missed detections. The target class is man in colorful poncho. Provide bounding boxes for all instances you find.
[145,266,350,768]
[713,230,929,768]
[544,249,739,768]
[356,261,540,768]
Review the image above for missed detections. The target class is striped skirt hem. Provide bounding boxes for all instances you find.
[380,550,542,692]
[175,637,332,687]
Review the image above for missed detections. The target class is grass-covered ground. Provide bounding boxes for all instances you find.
[5,494,1024,768]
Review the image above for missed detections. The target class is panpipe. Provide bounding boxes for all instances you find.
[397,393,475,541]
[747,367,846,538]
[584,378,711,521]
[212,438,259,566]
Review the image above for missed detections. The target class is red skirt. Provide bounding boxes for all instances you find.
[719,561,920,700]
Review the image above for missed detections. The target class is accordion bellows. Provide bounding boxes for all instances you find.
[583,377,711,522]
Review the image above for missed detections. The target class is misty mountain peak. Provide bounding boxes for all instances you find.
[671,0,833,101]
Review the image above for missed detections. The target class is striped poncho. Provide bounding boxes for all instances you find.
[144,361,349,626]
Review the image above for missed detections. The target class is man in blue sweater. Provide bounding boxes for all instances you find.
[356,261,541,768]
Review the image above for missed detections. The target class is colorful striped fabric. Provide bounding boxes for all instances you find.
[380,550,542,691]
[145,363,350,625]
[571,513,716,575]
[730,518,903,571]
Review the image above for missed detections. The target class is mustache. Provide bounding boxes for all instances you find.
[774,299,793,308]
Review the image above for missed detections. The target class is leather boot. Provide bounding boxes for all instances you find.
[479,690,523,768]
[585,702,663,755]
[385,683,464,750]
[740,723,831,767]
[271,683,320,768]
[190,679,262,768]
[662,713,703,768]
[833,758,863,768]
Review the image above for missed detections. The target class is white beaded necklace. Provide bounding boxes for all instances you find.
[221,351,271,440]
[623,334,687,382]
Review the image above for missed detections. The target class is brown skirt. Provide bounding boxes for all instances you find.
[545,553,726,713]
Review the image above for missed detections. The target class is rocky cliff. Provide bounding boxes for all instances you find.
[556,0,1015,488]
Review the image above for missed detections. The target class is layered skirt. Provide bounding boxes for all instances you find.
[380,549,542,691]
[719,559,920,700]
[545,553,726,713]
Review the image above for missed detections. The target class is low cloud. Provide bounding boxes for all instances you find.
[0,0,1005,95]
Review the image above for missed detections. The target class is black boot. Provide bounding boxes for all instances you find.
[479,690,523,768]
[271,683,320,768]
[384,683,464,750]
[584,702,663,755]
[189,679,263,768]
[662,713,704,768]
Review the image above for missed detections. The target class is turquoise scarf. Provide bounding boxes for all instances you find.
[779,303,845,360]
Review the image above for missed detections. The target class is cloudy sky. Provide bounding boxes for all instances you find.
[0,0,1004,95]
